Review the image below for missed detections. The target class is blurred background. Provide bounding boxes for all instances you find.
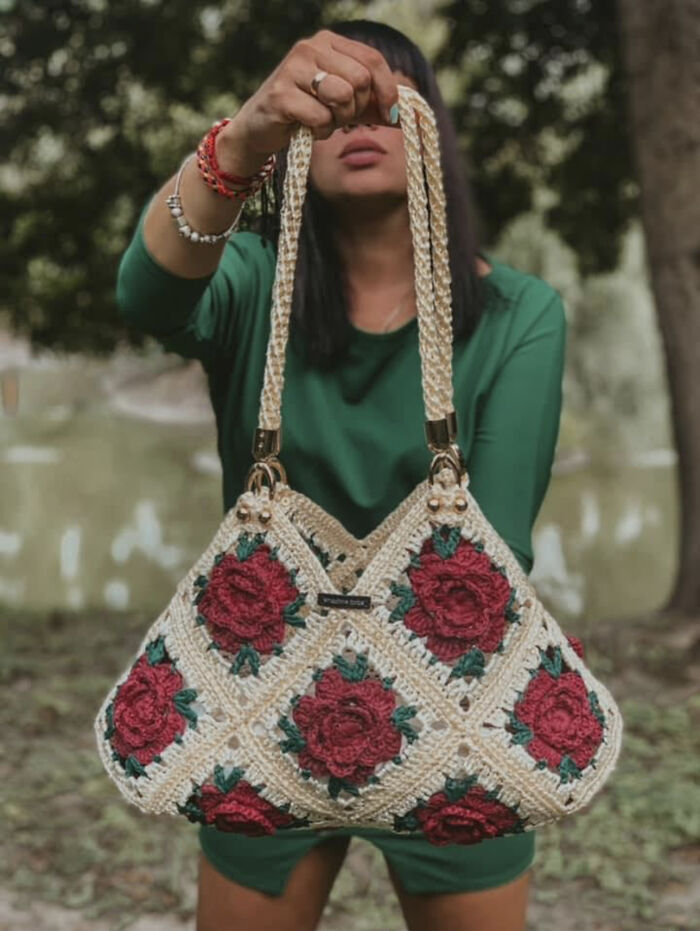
[1,1,698,929]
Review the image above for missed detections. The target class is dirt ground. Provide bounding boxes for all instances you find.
[2,605,698,931]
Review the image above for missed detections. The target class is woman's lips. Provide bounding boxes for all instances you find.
[339,149,385,167]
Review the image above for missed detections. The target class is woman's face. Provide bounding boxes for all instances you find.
[308,71,418,212]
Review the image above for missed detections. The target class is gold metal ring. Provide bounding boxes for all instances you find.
[447,442,466,476]
[428,448,463,486]
[268,458,287,485]
[245,460,286,497]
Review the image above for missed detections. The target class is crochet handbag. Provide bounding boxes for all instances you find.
[94,84,623,846]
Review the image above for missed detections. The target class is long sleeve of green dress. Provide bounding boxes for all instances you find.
[116,193,567,575]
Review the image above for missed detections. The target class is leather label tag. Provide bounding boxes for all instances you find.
[317,592,372,610]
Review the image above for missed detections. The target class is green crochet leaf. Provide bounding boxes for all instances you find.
[333,651,369,682]
[103,702,115,740]
[449,648,486,680]
[145,636,167,666]
[124,755,149,778]
[283,593,307,628]
[278,715,306,753]
[391,704,419,743]
[213,763,245,795]
[393,809,421,832]
[431,524,462,559]
[173,688,198,728]
[176,799,206,824]
[444,773,478,803]
[236,531,267,562]
[589,690,606,727]
[508,711,533,746]
[328,777,360,799]
[388,582,417,621]
[229,643,260,677]
[558,755,584,784]
[540,645,563,679]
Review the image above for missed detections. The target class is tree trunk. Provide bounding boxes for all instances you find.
[616,0,700,614]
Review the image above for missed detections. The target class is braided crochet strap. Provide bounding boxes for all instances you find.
[398,86,455,434]
[249,84,461,494]
[398,87,464,475]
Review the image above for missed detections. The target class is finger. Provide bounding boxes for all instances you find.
[290,41,373,125]
[325,31,399,123]
[290,66,386,129]
[291,68,360,128]
[273,84,339,141]
[311,78,386,127]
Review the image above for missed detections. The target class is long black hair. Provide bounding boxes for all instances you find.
[253,18,490,369]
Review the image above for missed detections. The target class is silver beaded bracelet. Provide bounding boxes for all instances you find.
[165,152,242,245]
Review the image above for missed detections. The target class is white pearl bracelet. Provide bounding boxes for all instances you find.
[165,152,242,245]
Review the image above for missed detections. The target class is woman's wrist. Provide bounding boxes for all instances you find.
[166,152,243,245]
[196,118,276,201]
[214,117,276,182]
[161,113,277,249]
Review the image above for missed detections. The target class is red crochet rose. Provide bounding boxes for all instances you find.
[111,654,185,765]
[416,785,523,846]
[514,668,603,770]
[293,668,402,784]
[404,537,513,662]
[566,633,585,659]
[199,546,299,655]
[197,779,296,836]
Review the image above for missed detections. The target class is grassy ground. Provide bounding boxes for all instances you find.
[1,605,698,930]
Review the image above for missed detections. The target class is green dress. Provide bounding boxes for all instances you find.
[116,193,567,896]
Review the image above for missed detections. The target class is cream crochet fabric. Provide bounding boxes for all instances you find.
[94,86,623,844]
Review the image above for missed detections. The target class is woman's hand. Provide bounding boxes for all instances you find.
[219,29,401,165]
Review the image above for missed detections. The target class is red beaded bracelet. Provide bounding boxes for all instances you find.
[196,140,273,201]
[205,118,275,183]
[196,118,276,201]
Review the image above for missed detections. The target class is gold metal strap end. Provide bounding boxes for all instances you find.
[425,416,451,452]
[252,427,281,460]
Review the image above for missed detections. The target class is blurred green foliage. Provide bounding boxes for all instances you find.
[436,0,637,274]
[1,0,333,353]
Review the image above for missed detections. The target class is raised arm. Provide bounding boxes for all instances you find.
[466,291,568,574]
[140,117,267,282]
[116,202,273,369]
[115,30,401,367]
[114,113,274,369]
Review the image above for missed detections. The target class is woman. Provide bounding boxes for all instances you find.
[116,19,566,931]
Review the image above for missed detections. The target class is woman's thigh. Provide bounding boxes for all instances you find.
[386,860,533,931]
[196,834,351,931]
[366,827,536,931]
